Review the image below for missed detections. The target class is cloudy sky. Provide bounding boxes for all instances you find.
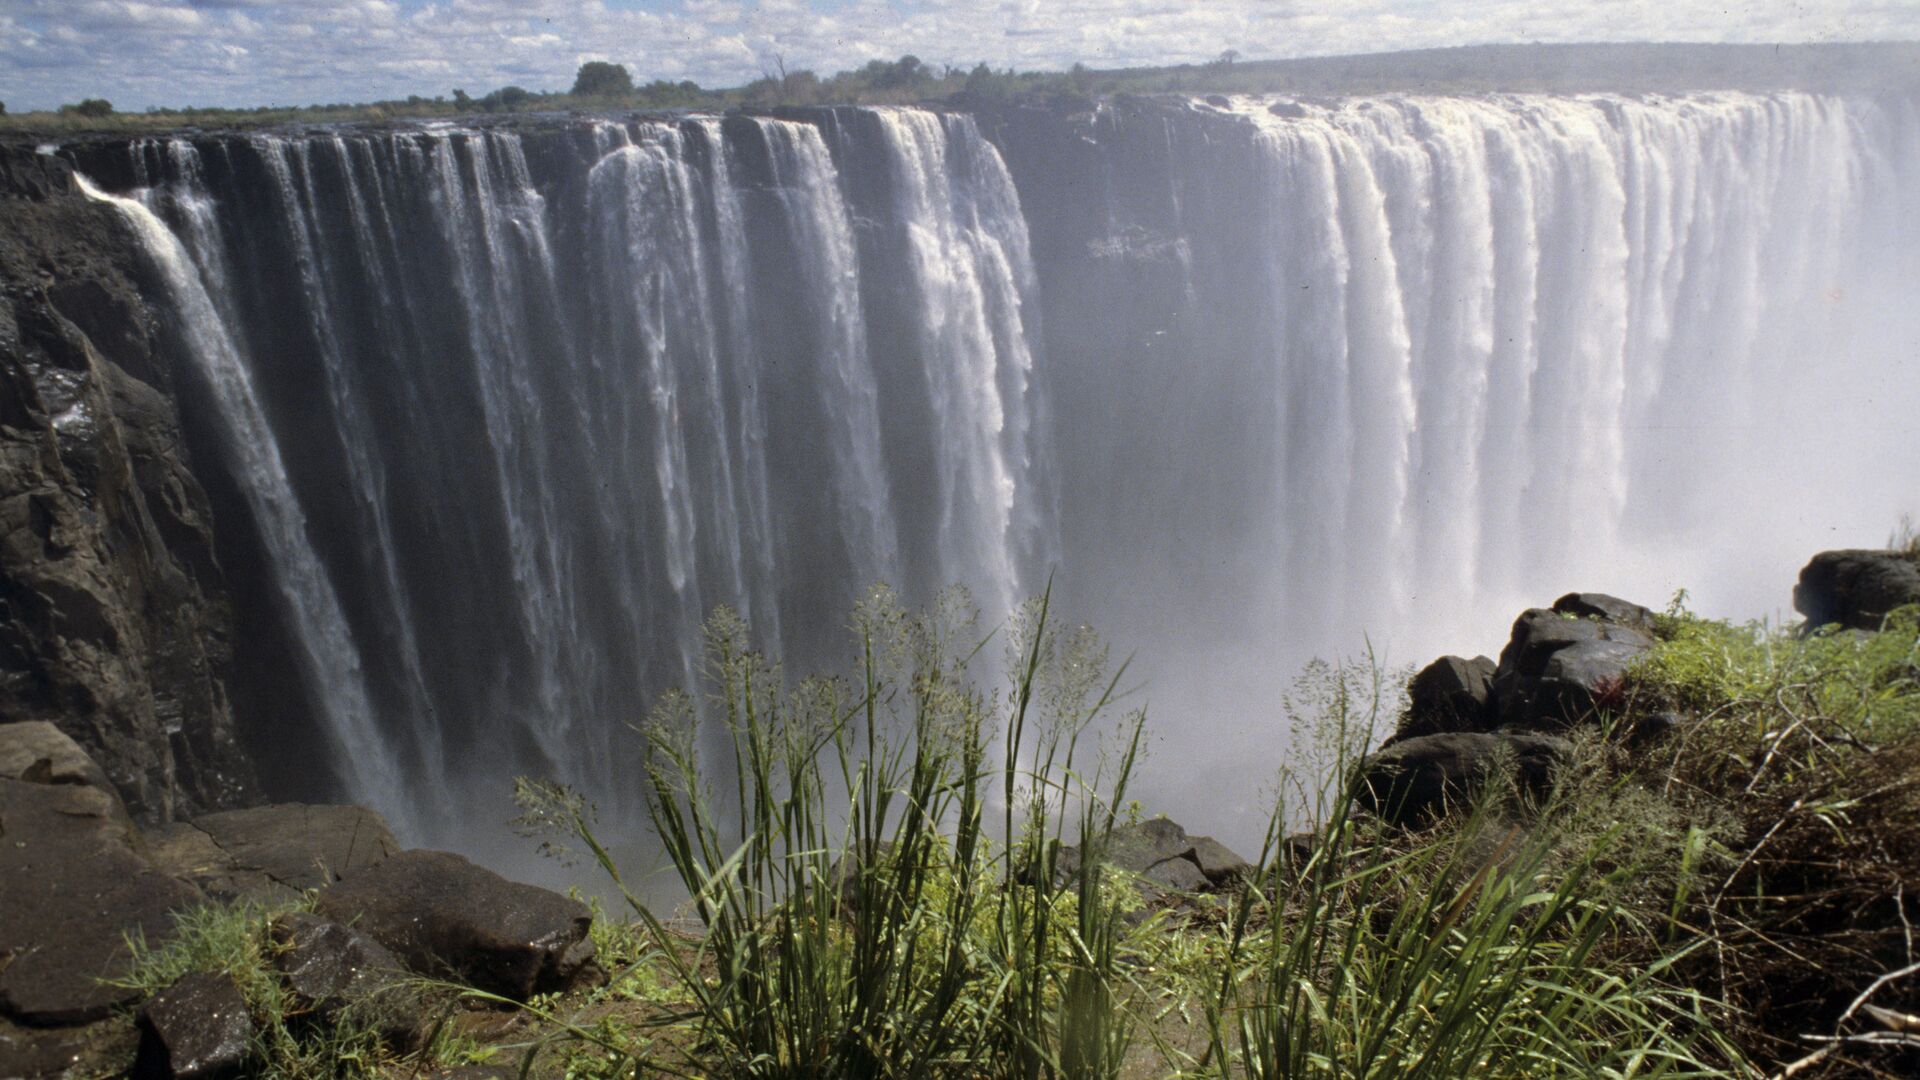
[3,0,1916,112]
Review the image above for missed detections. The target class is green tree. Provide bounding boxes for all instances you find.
[60,98,113,118]
[479,85,532,112]
[571,60,633,97]
[452,88,473,110]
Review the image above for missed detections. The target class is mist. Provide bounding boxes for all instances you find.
[73,66,1920,872]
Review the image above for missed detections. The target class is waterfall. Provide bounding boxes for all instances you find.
[80,95,1920,851]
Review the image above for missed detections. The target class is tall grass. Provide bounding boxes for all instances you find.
[521,585,1145,1078]
[517,594,1750,1079]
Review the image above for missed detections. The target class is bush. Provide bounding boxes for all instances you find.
[571,61,633,98]
[60,98,113,118]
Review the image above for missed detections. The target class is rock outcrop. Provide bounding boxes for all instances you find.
[146,803,401,904]
[0,726,203,1028]
[315,849,598,1001]
[1366,591,1656,825]
[1793,548,1920,632]
[1359,731,1573,826]
[1,142,256,823]
[1055,816,1251,894]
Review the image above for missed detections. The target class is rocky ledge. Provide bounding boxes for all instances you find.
[0,722,598,1078]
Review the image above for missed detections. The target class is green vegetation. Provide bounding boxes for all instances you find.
[108,584,1919,1077]
[572,61,636,99]
[113,900,463,1078]
[494,588,1764,1078]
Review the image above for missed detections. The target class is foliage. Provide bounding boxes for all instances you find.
[572,61,635,98]
[61,98,113,117]
[1623,601,1920,1075]
[112,900,449,1078]
[517,585,1150,1078]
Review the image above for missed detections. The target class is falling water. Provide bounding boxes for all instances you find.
[80,95,1920,852]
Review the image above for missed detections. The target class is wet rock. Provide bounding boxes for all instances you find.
[1359,731,1572,826]
[0,1014,140,1080]
[314,850,595,1001]
[270,913,427,1051]
[134,973,252,1080]
[1057,817,1251,893]
[147,804,399,903]
[0,776,202,1026]
[1794,549,1920,632]
[1396,655,1496,739]
[271,913,405,1012]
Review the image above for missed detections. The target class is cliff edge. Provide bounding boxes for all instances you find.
[0,143,257,821]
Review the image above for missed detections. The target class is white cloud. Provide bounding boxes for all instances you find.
[0,0,1916,111]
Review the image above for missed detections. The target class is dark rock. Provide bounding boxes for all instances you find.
[269,913,427,1051]
[0,776,202,1026]
[147,804,400,903]
[1495,608,1654,680]
[1204,94,1233,108]
[1552,592,1656,632]
[134,973,251,1080]
[1490,605,1654,730]
[1359,731,1572,826]
[270,913,405,1012]
[0,182,258,823]
[0,1014,140,1079]
[1397,655,1496,738]
[1057,817,1251,893]
[314,850,595,1001]
[1794,549,1920,632]
[1268,100,1308,118]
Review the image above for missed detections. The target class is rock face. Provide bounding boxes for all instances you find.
[314,850,596,1001]
[146,803,400,903]
[134,972,252,1080]
[1,142,256,823]
[1794,549,1920,632]
[1359,731,1573,826]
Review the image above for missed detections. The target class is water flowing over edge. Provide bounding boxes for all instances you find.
[80,93,1920,854]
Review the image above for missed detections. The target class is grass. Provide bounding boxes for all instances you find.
[111,899,434,1079]
[508,588,1750,1079]
[99,583,1918,1078]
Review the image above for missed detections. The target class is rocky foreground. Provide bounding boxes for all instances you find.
[2,545,1915,1078]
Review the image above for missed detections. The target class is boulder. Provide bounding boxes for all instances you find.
[146,803,400,903]
[0,720,118,796]
[1491,604,1654,730]
[1396,655,1496,739]
[1552,592,1656,632]
[1794,549,1920,632]
[1056,817,1251,893]
[1359,731,1572,826]
[313,850,595,1001]
[133,973,251,1080]
[0,776,202,1026]
[269,913,426,1050]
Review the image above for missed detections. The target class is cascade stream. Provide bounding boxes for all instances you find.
[80,93,1920,851]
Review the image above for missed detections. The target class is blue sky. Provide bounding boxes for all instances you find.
[3,0,1916,112]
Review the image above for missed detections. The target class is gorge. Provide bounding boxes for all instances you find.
[15,85,1920,862]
